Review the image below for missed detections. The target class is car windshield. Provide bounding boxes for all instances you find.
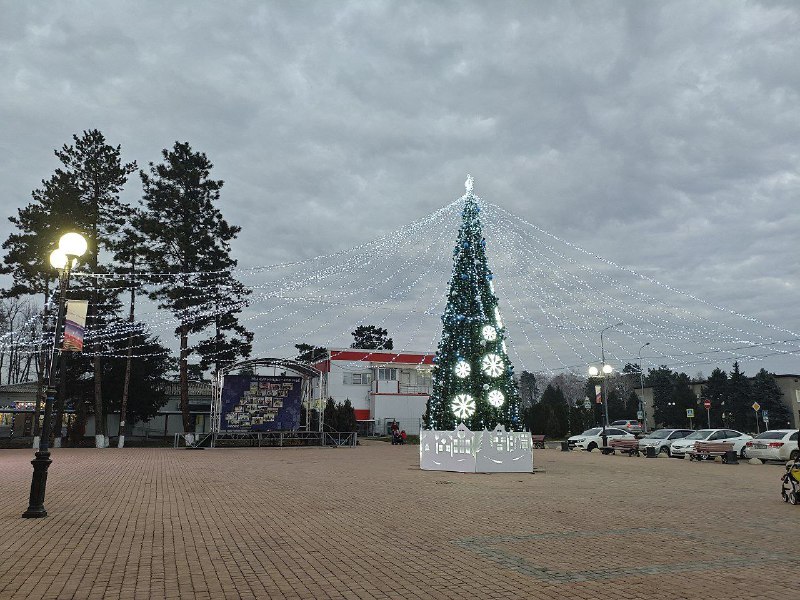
[684,430,714,440]
[646,430,671,439]
[582,428,602,436]
[754,431,787,440]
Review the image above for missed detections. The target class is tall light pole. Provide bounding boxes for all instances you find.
[599,322,623,427]
[23,232,87,518]
[589,362,614,448]
[638,342,650,433]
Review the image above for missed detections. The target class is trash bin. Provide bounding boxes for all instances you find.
[645,446,657,458]
[560,441,570,452]
[723,450,739,464]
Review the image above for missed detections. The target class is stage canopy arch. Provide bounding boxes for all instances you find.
[211,358,321,436]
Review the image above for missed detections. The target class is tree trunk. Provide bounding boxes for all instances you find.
[118,274,135,448]
[94,354,104,447]
[52,353,68,447]
[180,323,191,433]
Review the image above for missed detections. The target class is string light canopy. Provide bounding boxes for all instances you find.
[2,191,798,376]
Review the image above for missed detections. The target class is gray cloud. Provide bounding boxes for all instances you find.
[1,0,799,373]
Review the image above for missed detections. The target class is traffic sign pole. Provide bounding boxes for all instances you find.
[751,402,761,435]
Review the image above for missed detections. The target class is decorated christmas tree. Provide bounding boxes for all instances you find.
[424,176,522,431]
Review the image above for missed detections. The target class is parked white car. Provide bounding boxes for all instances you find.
[567,427,635,452]
[670,429,753,458]
[637,429,694,457]
[744,430,799,462]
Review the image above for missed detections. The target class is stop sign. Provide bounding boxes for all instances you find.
[703,399,711,409]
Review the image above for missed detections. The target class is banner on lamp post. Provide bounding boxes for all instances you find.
[595,385,602,404]
[62,300,88,352]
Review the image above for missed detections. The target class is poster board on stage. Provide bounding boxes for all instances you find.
[221,375,302,431]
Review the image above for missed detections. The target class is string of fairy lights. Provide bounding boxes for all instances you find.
[1,191,799,377]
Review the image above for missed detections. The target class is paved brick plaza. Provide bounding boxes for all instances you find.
[1,442,797,600]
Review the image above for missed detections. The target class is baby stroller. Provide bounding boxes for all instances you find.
[781,458,800,505]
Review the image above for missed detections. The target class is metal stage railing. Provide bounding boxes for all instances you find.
[174,430,357,449]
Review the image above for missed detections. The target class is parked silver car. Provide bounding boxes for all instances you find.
[637,429,694,457]
[610,419,643,434]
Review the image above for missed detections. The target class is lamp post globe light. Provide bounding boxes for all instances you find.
[23,232,87,519]
[589,321,622,445]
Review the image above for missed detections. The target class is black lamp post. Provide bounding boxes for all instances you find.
[23,232,87,518]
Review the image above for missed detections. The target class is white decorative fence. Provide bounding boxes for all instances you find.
[419,424,533,473]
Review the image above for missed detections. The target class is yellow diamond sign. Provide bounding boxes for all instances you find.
[752,402,761,412]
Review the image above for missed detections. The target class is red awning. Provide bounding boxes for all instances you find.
[354,409,371,421]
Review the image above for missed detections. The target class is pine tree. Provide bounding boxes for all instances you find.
[350,325,393,349]
[729,362,752,432]
[424,176,521,431]
[751,368,790,428]
[138,142,251,433]
[701,368,729,428]
[3,130,136,446]
[646,366,674,427]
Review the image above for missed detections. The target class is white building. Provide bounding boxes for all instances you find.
[312,348,435,435]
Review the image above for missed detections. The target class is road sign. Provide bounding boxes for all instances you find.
[686,409,695,418]
[762,410,769,418]
[752,402,761,412]
[703,399,711,409]
[636,410,644,419]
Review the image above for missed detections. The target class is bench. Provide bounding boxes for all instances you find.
[689,442,735,462]
[608,439,640,456]
[531,435,546,449]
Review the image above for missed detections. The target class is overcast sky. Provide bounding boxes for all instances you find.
[1,1,798,374]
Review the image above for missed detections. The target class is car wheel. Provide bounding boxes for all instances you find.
[587,442,597,452]
[659,446,670,457]
[790,449,799,461]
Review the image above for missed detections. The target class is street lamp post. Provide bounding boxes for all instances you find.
[23,232,87,518]
[598,322,623,428]
[638,342,650,433]
[589,362,614,448]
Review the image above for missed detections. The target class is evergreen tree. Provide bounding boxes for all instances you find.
[671,373,698,428]
[350,325,393,350]
[424,177,521,431]
[336,399,357,432]
[728,362,752,432]
[3,130,136,446]
[518,370,538,409]
[294,343,328,363]
[701,368,729,428]
[606,388,626,421]
[646,366,674,427]
[138,142,250,433]
[537,384,569,438]
[751,368,790,428]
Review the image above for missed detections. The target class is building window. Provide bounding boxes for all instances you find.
[377,368,397,381]
[344,372,371,385]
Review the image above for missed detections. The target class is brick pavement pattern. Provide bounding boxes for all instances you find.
[1,443,798,599]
